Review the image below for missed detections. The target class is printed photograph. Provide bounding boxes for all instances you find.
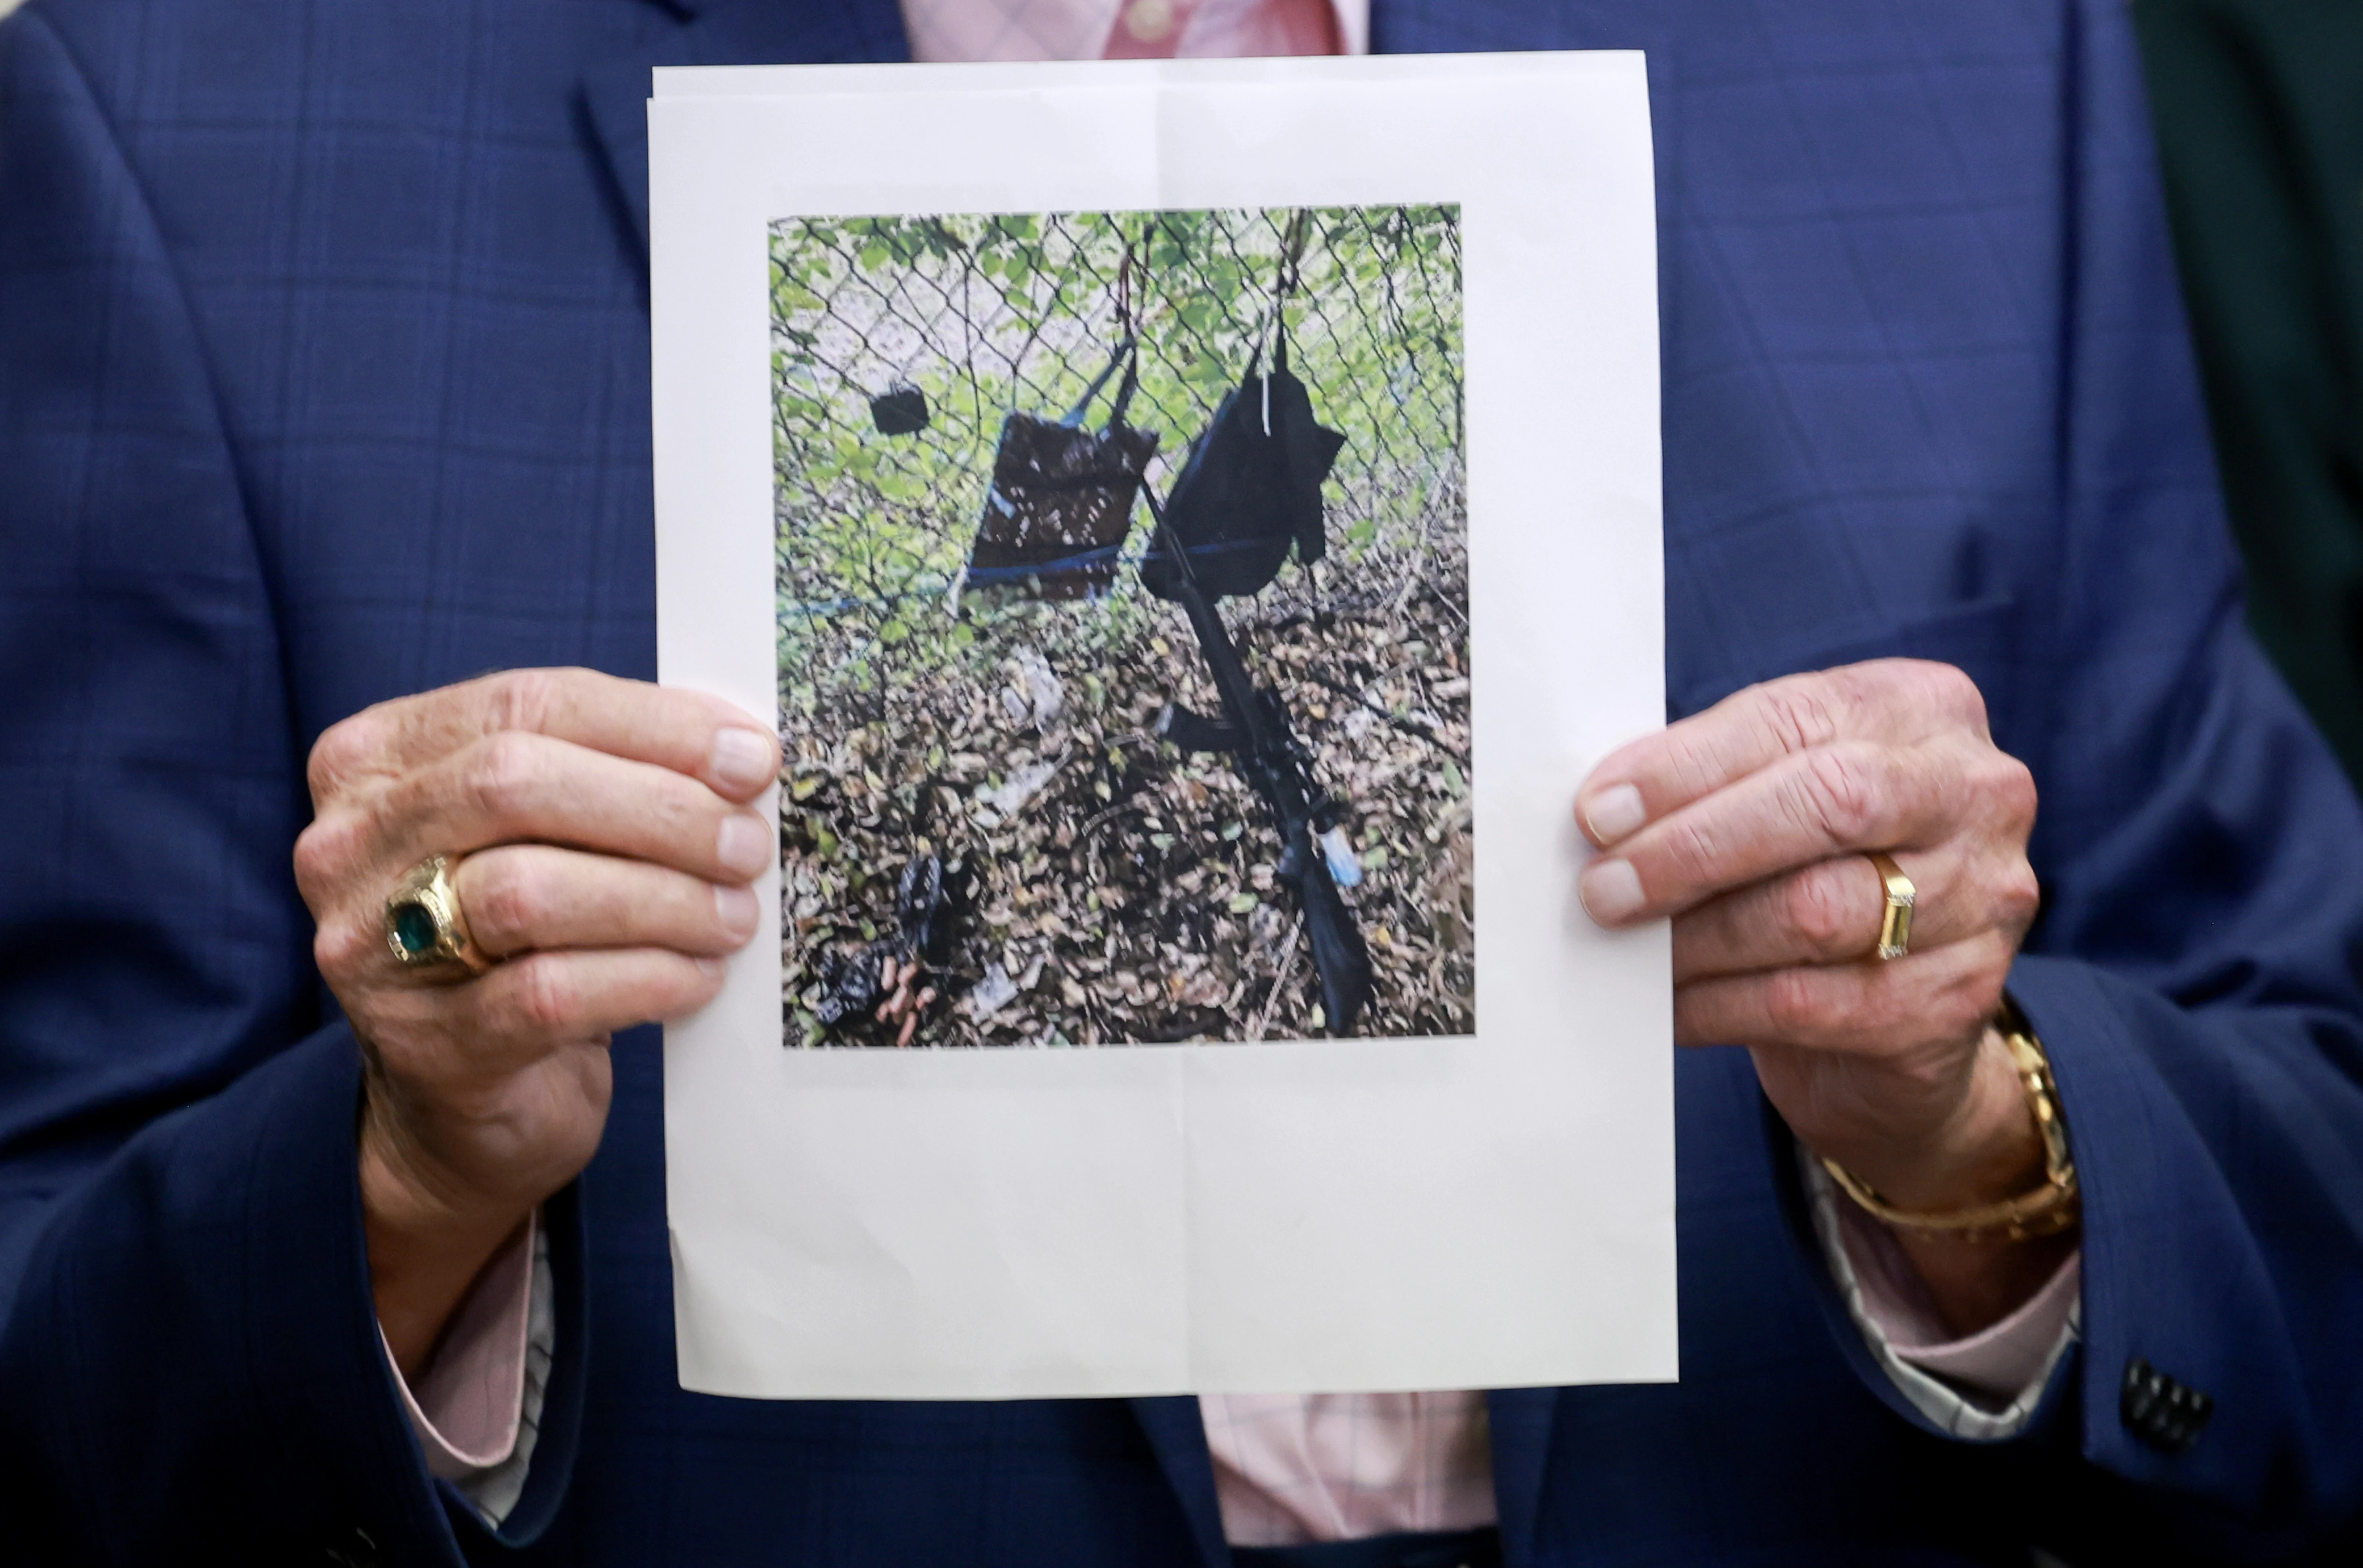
[771,204,1468,1046]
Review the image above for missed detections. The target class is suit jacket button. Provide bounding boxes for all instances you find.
[2122,1356,2213,1454]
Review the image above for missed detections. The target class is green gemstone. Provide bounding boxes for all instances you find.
[392,902,440,956]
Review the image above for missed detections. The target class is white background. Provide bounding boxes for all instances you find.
[652,54,1673,1400]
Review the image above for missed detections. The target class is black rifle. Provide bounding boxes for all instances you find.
[1136,481,1373,1035]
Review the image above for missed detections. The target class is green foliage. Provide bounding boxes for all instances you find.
[769,204,1464,714]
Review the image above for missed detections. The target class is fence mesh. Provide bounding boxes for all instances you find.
[769,205,1471,1045]
[771,206,1462,679]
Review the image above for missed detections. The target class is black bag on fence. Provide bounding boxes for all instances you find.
[869,382,929,436]
[961,338,1158,601]
[1140,338,1345,603]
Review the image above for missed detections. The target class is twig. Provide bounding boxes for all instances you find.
[1249,914,1305,1043]
[1302,673,1452,752]
[1076,802,1143,841]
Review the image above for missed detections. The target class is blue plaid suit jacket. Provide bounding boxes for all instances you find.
[3,0,2360,1563]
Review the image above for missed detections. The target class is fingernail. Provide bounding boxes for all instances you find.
[696,956,729,982]
[710,728,775,794]
[1579,858,1645,924]
[1584,783,1647,844]
[716,813,772,878]
[714,883,760,940]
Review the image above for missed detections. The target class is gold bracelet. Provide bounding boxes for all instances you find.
[1819,1006,2080,1243]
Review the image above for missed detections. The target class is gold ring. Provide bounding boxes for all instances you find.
[383,854,493,975]
[1866,851,1915,961]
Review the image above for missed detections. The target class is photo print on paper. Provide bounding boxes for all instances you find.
[772,205,1469,1047]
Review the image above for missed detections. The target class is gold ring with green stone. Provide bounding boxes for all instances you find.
[382,854,493,975]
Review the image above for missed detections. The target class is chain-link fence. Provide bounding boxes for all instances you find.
[769,204,1470,1046]
[770,205,1462,701]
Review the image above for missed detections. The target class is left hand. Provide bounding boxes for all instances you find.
[1574,660,2062,1329]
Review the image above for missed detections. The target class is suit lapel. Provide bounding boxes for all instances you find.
[1129,1396,1232,1568]
[579,48,689,260]
[1486,1387,1562,1566]
[578,0,912,262]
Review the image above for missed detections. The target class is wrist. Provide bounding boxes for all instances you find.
[1829,1023,2045,1214]
[359,1106,534,1379]
[1817,1013,2084,1336]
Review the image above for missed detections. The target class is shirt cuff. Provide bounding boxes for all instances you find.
[1803,1150,2080,1439]
[381,1214,536,1484]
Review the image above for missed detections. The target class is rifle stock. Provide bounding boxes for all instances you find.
[1286,839,1374,1033]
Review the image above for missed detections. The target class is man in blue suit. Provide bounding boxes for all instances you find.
[2,0,2360,1564]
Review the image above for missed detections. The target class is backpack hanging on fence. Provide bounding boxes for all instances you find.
[959,338,1159,602]
[1140,241,1345,603]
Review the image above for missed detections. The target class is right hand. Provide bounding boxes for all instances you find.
[294,669,779,1373]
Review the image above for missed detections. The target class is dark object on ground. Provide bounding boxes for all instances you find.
[963,339,1158,599]
[895,853,956,963]
[869,382,929,435]
[1141,345,1345,601]
[812,854,957,1032]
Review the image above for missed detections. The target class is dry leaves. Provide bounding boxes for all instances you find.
[783,530,1474,1048]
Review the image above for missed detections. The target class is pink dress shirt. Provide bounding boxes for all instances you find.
[902,0,1363,65]
[388,0,2083,1546]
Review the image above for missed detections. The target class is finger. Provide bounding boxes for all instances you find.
[380,730,776,884]
[310,668,779,806]
[1575,661,1988,849]
[1671,846,2035,982]
[453,845,762,961]
[358,946,727,1087]
[1673,852,1909,981]
[1671,931,2013,1055]
[454,947,730,1067]
[1581,734,1988,925]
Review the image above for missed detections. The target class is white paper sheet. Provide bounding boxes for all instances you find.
[653,54,1672,1400]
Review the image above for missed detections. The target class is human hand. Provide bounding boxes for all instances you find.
[873,954,939,1048]
[1574,661,2063,1329]
[294,669,778,1373]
